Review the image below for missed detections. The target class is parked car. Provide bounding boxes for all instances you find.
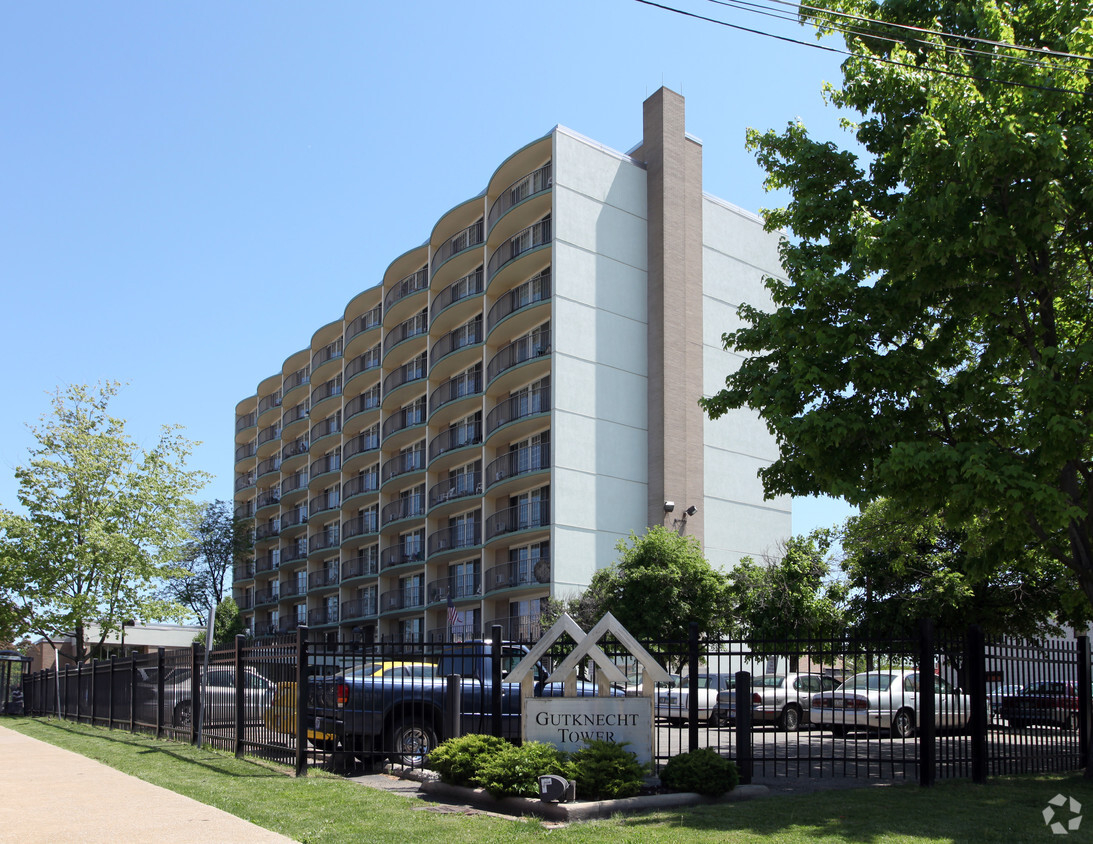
[999,680,1089,730]
[811,669,970,738]
[987,683,1025,723]
[657,673,735,725]
[714,673,840,730]
[164,666,276,727]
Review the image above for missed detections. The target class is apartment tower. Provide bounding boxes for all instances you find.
[232,89,791,642]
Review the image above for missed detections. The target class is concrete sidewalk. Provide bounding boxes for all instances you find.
[0,723,296,844]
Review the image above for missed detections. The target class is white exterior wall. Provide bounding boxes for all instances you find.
[550,128,649,597]
[701,195,792,570]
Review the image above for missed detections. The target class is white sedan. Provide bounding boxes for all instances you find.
[811,669,970,738]
[657,673,735,725]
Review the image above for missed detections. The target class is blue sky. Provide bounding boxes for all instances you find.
[0,1,857,544]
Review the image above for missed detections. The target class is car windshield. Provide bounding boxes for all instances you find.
[843,673,896,691]
[755,676,786,688]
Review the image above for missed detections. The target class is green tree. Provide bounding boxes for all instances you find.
[701,0,1093,609]
[193,597,247,648]
[163,500,252,626]
[548,526,729,670]
[0,382,208,659]
[840,499,1090,643]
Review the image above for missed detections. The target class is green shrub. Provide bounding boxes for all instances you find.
[473,741,569,798]
[426,734,509,788]
[565,739,647,801]
[659,748,739,797]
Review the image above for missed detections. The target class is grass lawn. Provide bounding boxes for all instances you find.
[5,716,1092,843]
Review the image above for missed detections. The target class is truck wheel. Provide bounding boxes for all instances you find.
[389,719,437,767]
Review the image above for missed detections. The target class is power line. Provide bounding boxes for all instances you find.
[632,0,1091,96]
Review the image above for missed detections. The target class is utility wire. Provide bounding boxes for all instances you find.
[632,0,1091,96]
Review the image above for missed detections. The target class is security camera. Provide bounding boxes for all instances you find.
[663,501,675,513]
[685,505,698,517]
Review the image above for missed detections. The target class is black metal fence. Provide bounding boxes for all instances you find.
[20,621,1090,787]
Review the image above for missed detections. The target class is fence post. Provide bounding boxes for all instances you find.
[966,624,987,784]
[107,656,115,731]
[90,658,97,726]
[917,617,936,788]
[735,671,753,785]
[444,675,463,742]
[76,661,83,723]
[64,664,71,721]
[190,643,200,746]
[295,626,308,777]
[687,622,700,752]
[491,624,503,738]
[1078,636,1091,769]
[156,647,165,740]
[234,633,246,759]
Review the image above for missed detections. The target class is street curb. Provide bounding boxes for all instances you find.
[418,780,770,821]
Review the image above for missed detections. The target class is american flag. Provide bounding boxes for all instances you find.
[447,592,459,629]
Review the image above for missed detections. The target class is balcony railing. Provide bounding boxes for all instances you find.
[312,340,343,372]
[310,454,341,479]
[427,573,481,604]
[342,554,378,581]
[345,388,380,421]
[427,621,482,643]
[235,593,254,610]
[485,442,550,489]
[255,521,280,542]
[346,346,382,380]
[379,587,425,613]
[235,442,257,463]
[380,544,425,570]
[381,447,426,483]
[284,368,310,395]
[487,269,551,332]
[255,553,278,574]
[381,403,426,441]
[277,617,306,635]
[483,614,544,642]
[281,471,308,496]
[485,386,550,436]
[256,456,281,478]
[256,489,281,510]
[427,521,481,556]
[281,578,306,599]
[281,438,309,461]
[233,562,256,581]
[235,502,255,520]
[342,512,379,540]
[312,379,342,404]
[346,305,382,343]
[428,472,481,508]
[282,402,309,426]
[431,218,484,275]
[384,266,429,313]
[342,597,378,620]
[485,555,551,592]
[486,329,551,384]
[235,473,256,492]
[342,472,379,501]
[308,568,340,590]
[427,422,482,462]
[308,605,339,626]
[308,529,340,554]
[280,507,308,531]
[343,429,380,462]
[257,425,281,446]
[281,541,307,566]
[484,499,550,540]
[236,411,257,432]
[382,355,427,396]
[254,588,279,606]
[310,415,341,443]
[258,393,283,416]
[384,312,429,357]
[431,266,484,324]
[309,491,340,517]
[381,495,426,527]
[429,369,483,414]
[488,163,552,230]
[487,216,551,280]
[431,317,483,368]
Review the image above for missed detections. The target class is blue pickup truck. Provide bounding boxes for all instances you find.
[309,640,610,765]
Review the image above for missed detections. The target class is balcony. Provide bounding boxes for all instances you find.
[384,312,428,359]
[310,415,341,445]
[255,489,281,510]
[255,553,278,575]
[427,521,481,557]
[342,554,378,581]
[233,562,256,581]
[309,454,341,480]
[235,502,255,520]
[235,593,254,611]
[256,456,281,479]
[487,216,551,281]
[308,605,339,626]
[485,555,551,593]
[281,541,307,567]
[427,572,482,604]
[345,388,380,423]
[257,424,281,447]
[342,472,379,502]
[485,442,550,490]
[343,429,380,463]
[309,491,340,518]
[281,471,309,497]
[282,402,309,427]
[427,621,482,643]
[308,528,340,555]
[235,442,257,463]
[430,318,483,372]
[308,568,340,590]
[342,596,377,620]
[486,329,551,385]
[488,163,552,231]
[384,266,428,314]
[283,368,311,396]
[380,544,425,570]
[346,347,381,382]
[429,370,483,418]
[431,218,484,277]
[486,386,550,437]
[382,356,427,398]
[381,495,426,527]
[280,507,308,532]
[255,521,280,542]
[484,499,550,541]
[487,270,551,333]
[277,617,306,635]
[346,305,382,344]
[427,422,482,464]
[381,403,426,443]
[312,379,343,406]
[257,393,283,416]
[281,578,306,599]
[342,512,379,540]
[281,438,309,462]
[235,473,256,492]
[428,472,481,509]
[483,614,544,642]
[254,588,279,607]
[236,412,257,433]
[431,266,484,327]
[311,340,343,373]
[379,587,425,614]
[381,447,426,484]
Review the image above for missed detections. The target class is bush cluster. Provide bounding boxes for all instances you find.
[659,748,739,797]
[426,734,648,800]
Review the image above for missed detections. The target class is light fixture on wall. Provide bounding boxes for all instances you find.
[684,505,698,517]
[663,501,676,513]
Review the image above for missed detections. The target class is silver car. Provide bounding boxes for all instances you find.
[164,666,276,727]
[811,669,970,738]
[715,673,839,730]
[657,673,735,725]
